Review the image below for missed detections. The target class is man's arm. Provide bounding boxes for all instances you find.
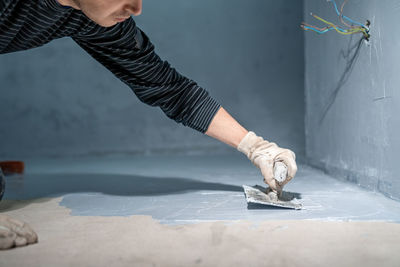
[205,106,248,148]
[72,18,221,134]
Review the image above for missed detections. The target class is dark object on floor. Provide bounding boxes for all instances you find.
[243,185,302,210]
[0,168,4,201]
[0,161,25,175]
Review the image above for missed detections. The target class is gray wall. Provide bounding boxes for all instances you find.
[0,0,304,158]
[304,0,400,200]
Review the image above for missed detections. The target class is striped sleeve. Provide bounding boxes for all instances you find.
[72,18,221,134]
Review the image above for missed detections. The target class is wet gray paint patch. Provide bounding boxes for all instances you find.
[3,155,400,224]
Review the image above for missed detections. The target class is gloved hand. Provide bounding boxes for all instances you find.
[237,131,297,193]
[0,215,38,249]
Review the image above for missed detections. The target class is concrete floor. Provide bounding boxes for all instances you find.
[1,153,400,266]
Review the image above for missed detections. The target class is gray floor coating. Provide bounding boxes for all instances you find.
[3,154,400,224]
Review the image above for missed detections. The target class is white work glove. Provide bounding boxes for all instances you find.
[0,215,38,249]
[237,131,297,193]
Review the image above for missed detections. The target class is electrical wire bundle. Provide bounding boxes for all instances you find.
[301,0,370,40]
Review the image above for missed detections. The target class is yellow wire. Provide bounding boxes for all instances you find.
[313,14,363,34]
[312,14,366,35]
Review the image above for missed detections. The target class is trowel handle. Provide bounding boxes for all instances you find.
[274,161,287,184]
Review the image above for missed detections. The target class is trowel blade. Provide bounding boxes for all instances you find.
[242,185,302,210]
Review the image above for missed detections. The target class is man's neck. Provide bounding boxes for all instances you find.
[56,0,81,10]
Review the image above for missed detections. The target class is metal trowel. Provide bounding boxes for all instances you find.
[243,162,302,210]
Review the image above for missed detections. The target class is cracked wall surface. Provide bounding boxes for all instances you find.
[304,0,400,199]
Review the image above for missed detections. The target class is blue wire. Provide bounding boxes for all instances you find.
[330,0,366,28]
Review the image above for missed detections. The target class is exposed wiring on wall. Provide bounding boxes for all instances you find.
[332,0,366,28]
[301,0,370,41]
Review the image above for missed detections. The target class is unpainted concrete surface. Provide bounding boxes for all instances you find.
[1,198,400,267]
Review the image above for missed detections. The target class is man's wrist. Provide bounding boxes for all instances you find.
[205,106,249,148]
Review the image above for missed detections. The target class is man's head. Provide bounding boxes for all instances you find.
[59,0,142,27]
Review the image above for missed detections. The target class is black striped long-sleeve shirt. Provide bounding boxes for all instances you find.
[0,0,221,133]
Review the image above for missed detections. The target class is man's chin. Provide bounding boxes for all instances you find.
[86,17,118,28]
[96,20,118,28]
